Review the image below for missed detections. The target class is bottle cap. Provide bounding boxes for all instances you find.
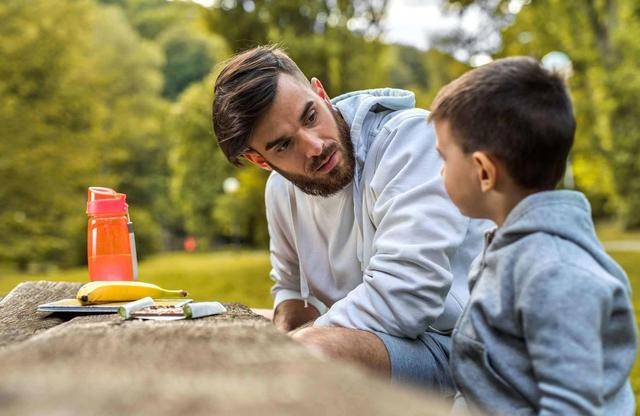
[86,187,127,215]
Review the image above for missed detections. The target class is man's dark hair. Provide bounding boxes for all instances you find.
[429,56,575,190]
[212,45,308,166]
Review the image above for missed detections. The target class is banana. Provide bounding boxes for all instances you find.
[76,281,187,304]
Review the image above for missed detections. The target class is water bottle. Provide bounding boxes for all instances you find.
[86,187,138,281]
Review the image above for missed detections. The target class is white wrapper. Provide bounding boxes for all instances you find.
[184,302,227,319]
[118,297,154,319]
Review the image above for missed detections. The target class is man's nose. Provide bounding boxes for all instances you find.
[299,131,324,159]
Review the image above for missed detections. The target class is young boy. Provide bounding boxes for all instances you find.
[430,57,637,415]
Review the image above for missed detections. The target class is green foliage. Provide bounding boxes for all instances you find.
[98,0,226,101]
[87,4,170,258]
[498,0,640,225]
[98,0,202,40]
[443,0,640,228]
[200,0,395,96]
[0,0,101,268]
[158,26,228,100]
[412,48,471,107]
[0,0,168,268]
[212,167,270,246]
[169,76,235,244]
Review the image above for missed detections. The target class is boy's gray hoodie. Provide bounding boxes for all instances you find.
[451,190,637,415]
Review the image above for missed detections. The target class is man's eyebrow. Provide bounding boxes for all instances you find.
[264,101,314,152]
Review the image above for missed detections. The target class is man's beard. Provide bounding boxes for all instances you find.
[269,108,356,197]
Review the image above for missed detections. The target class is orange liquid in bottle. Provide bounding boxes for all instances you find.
[88,254,133,281]
[87,215,133,281]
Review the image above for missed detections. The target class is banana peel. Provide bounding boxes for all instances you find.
[77,281,187,305]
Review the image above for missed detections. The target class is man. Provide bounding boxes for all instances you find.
[212,46,487,392]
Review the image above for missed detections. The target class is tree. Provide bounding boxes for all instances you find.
[98,0,202,40]
[500,0,640,228]
[158,26,228,100]
[212,167,270,246]
[0,0,101,268]
[169,75,235,247]
[0,0,170,268]
[441,0,640,228]
[99,0,227,101]
[80,4,170,258]
[201,0,396,96]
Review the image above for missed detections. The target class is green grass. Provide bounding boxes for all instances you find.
[596,221,640,241]
[0,250,274,308]
[608,251,640,406]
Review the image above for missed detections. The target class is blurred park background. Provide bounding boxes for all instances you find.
[1,0,639,400]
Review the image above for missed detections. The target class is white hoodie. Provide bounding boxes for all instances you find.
[266,88,489,338]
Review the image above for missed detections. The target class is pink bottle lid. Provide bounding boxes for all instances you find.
[86,187,127,215]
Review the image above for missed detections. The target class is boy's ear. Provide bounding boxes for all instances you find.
[243,150,272,171]
[472,151,496,192]
[310,77,330,103]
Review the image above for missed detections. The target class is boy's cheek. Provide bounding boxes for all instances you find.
[442,175,458,200]
[443,175,470,214]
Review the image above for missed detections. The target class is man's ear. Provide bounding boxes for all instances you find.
[310,77,330,103]
[243,150,272,171]
[472,151,497,192]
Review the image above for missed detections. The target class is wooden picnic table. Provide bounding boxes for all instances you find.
[0,281,454,415]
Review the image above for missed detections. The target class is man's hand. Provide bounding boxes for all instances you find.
[287,320,314,337]
[273,299,320,332]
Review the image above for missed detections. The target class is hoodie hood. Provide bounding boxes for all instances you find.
[490,190,628,287]
[332,88,415,185]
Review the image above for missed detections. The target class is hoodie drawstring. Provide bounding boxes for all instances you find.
[300,271,310,308]
[288,182,310,308]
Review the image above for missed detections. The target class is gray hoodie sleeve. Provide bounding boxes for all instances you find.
[314,115,469,338]
[516,263,615,415]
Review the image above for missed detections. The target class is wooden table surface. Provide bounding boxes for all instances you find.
[0,281,455,416]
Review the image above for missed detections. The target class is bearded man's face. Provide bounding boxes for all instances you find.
[244,74,355,197]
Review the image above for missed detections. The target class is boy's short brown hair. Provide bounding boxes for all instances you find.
[212,45,308,166]
[429,56,575,190]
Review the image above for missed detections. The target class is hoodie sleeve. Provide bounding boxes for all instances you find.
[314,114,469,338]
[266,174,327,314]
[516,263,612,416]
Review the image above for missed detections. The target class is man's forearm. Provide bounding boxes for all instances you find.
[273,299,320,332]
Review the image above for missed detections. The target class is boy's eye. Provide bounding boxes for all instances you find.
[276,140,291,153]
